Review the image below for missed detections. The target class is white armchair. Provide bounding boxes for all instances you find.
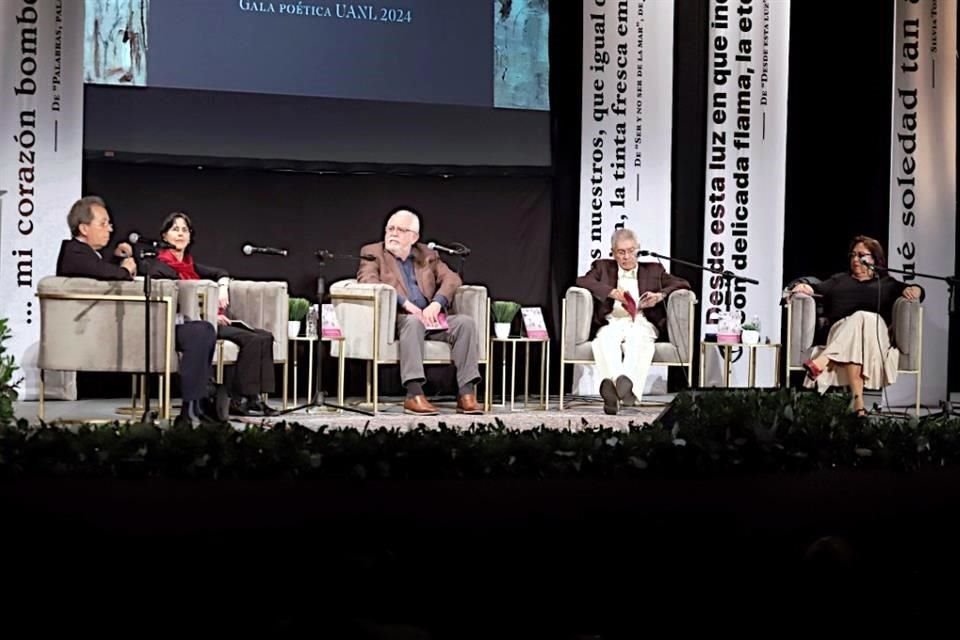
[330,279,490,413]
[177,279,290,407]
[37,276,182,420]
[784,293,923,412]
[559,287,698,409]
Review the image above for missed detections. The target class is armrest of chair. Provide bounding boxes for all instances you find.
[785,293,817,367]
[893,298,922,370]
[665,289,697,362]
[563,286,594,355]
[452,285,489,360]
[175,280,219,325]
[37,276,179,373]
[330,279,398,360]
[227,280,290,361]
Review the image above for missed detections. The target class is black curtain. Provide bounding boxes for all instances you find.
[783,3,895,283]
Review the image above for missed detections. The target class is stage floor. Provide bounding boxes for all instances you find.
[14,389,943,430]
[14,395,670,430]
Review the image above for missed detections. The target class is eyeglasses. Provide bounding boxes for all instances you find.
[850,251,873,259]
[385,225,415,234]
[614,247,637,257]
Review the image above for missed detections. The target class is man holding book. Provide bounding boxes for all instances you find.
[576,229,691,414]
[357,207,483,415]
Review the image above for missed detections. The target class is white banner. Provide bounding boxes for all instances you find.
[699,0,790,387]
[575,0,676,396]
[887,0,956,408]
[1,0,84,399]
[578,0,675,272]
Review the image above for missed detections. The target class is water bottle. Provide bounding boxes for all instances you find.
[305,304,319,338]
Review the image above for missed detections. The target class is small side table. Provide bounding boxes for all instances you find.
[490,336,550,411]
[321,334,346,409]
[287,335,318,407]
[699,341,782,388]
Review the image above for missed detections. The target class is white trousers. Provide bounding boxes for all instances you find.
[591,314,658,398]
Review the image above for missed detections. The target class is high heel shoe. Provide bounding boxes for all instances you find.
[802,359,823,380]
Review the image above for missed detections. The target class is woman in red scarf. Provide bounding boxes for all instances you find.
[149,212,277,417]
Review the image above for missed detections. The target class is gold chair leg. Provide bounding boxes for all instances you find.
[373,362,379,414]
[366,361,372,404]
[216,340,225,384]
[38,370,45,422]
[559,358,565,411]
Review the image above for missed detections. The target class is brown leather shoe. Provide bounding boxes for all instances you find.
[404,394,439,416]
[456,393,484,415]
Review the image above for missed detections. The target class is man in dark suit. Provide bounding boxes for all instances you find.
[55,196,219,423]
[576,228,691,414]
[357,206,482,415]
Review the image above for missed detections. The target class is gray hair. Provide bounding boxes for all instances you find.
[610,228,638,250]
[389,208,421,233]
[67,195,106,237]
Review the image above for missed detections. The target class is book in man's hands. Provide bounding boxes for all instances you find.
[229,319,256,331]
[419,311,450,331]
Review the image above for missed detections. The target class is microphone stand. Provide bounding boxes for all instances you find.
[871,263,960,418]
[642,250,761,384]
[642,250,760,315]
[278,252,373,417]
[451,243,470,279]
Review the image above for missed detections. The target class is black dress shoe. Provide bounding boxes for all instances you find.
[599,378,619,415]
[615,375,638,407]
[229,398,253,416]
[256,401,278,417]
[245,398,278,416]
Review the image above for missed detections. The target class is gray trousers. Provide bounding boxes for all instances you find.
[396,314,481,389]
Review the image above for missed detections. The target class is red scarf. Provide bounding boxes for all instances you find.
[157,249,200,280]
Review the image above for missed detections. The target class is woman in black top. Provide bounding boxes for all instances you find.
[790,235,923,415]
[148,212,278,417]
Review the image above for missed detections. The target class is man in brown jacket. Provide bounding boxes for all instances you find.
[357,207,482,415]
[576,229,690,414]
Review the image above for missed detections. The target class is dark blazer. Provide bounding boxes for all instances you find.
[55,239,132,281]
[576,259,691,339]
[357,242,461,310]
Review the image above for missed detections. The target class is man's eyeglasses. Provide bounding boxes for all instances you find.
[385,225,414,234]
[614,247,637,257]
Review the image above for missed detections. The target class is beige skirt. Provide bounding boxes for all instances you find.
[804,311,900,394]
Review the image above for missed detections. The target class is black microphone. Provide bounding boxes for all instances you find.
[128,232,175,249]
[315,250,377,261]
[637,250,666,258]
[859,256,880,271]
[242,244,288,257]
[427,241,470,256]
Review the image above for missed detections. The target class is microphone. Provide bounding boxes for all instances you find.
[859,256,881,271]
[242,244,288,257]
[637,250,665,259]
[128,232,175,249]
[427,241,471,256]
[314,250,377,261]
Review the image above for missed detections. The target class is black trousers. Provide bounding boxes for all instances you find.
[175,321,217,402]
[217,325,276,396]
